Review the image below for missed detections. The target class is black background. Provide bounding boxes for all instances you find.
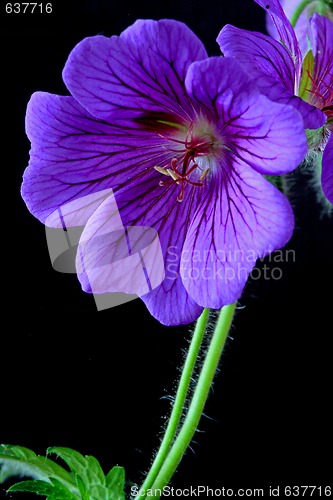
[2,0,333,498]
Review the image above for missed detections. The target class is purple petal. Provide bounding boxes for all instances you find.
[185,57,307,175]
[217,26,326,129]
[76,194,165,297]
[62,19,207,121]
[265,0,310,56]
[76,168,204,325]
[180,163,294,308]
[310,14,333,109]
[142,268,204,326]
[22,92,171,225]
[322,134,333,204]
[254,0,302,78]
[116,177,204,325]
[218,25,296,91]
[43,189,115,228]
[253,74,326,129]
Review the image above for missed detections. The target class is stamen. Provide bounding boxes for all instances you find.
[306,69,333,110]
[154,118,220,201]
[169,170,181,182]
[200,168,210,181]
[154,166,170,176]
[155,156,207,202]
[177,190,185,203]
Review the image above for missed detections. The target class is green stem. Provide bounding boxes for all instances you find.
[149,303,236,498]
[290,0,314,27]
[134,308,210,499]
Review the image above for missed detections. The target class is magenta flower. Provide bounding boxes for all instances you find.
[22,19,307,325]
[218,0,333,204]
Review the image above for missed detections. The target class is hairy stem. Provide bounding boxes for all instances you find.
[134,308,210,499]
[148,303,236,498]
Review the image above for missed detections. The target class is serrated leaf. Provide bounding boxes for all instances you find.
[0,444,77,494]
[8,478,77,499]
[48,447,122,500]
[0,445,37,461]
[106,466,125,500]
[1,445,126,500]
[47,447,106,488]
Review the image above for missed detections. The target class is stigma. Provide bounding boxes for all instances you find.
[155,158,210,202]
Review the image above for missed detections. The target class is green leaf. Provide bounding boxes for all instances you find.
[1,445,126,500]
[106,466,125,500]
[48,447,125,500]
[47,447,105,488]
[8,478,77,499]
[0,445,77,494]
[0,445,36,461]
[75,474,90,500]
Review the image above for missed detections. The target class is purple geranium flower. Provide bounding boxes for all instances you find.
[218,0,333,204]
[22,19,307,325]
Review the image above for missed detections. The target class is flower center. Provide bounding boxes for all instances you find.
[306,70,333,117]
[154,119,222,202]
[299,50,333,119]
